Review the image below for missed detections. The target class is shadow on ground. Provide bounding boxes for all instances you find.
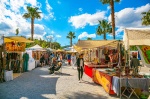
[63,91,109,99]
[0,66,59,99]
[81,80,99,86]
[54,72,72,76]
[80,80,119,99]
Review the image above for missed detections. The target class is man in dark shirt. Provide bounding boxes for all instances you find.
[130,54,140,74]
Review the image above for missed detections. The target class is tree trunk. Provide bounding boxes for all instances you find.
[70,38,72,47]
[104,33,106,40]
[110,0,115,39]
[31,18,34,41]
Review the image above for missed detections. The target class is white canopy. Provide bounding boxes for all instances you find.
[47,48,56,52]
[28,44,43,50]
[64,46,77,53]
[123,28,150,50]
[123,28,150,68]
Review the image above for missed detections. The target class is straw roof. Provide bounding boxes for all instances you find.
[73,45,83,52]
[74,40,122,52]
[76,40,120,48]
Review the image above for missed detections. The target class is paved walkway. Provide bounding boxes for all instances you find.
[0,65,120,99]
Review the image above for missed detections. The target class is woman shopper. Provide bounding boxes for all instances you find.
[76,53,84,83]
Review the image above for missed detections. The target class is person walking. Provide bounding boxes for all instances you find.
[71,53,76,69]
[67,54,71,66]
[58,54,62,62]
[40,54,44,66]
[76,53,84,83]
[130,54,140,74]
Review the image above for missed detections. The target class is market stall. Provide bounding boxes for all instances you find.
[0,34,4,82]
[75,40,121,78]
[92,68,150,96]
[27,44,46,67]
[119,28,150,98]
[123,28,150,68]
[3,36,33,81]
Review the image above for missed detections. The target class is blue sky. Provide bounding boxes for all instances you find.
[0,0,150,46]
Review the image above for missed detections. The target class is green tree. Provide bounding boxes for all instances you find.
[100,0,120,39]
[15,28,19,35]
[141,10,150,26]
[52,42,61,49]
[96,20,112,40]
[23,6,41,40]
[87,37,92,40]
[66,31,76,47]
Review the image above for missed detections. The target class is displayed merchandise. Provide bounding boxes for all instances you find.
[5,42,26,52]
[6,52,22,73]
[139,45,150,64]
[23,52,29,72]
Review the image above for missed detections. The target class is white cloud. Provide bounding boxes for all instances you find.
[51,31,55,34]
[46,0,52,12]
[25,0,37,6]
[57,1,61,4]
[27,34,44,40]
[78,32,96,39]
[107,6,110,11]
[107,27,124,38]
[68,11,106,29]
[78,8,83,12]
[116,28,124,35]
[34,24,45,35]
[56,35,61,38]
[46,35,54,39]
[45,0,54,19]
[109,3,150,28]
[0,0,46,38]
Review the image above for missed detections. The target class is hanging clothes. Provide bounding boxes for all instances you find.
[23,53,29,72]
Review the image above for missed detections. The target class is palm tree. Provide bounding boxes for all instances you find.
[87,37,92,40]
[96,20,112,40]
[100,0,120,39]
[15,28,19,36]
[23,6,41,40]
[141,10,150,26]
[66,31,76,47]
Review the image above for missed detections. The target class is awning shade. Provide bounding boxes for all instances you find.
[5,36,34,43]
[76,40,120,48]
[8,36,34,43]
[4,38,14,42]
[73,45,83,52]
[123,28,150,50]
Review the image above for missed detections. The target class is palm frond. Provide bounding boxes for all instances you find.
[115,0,120,2]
